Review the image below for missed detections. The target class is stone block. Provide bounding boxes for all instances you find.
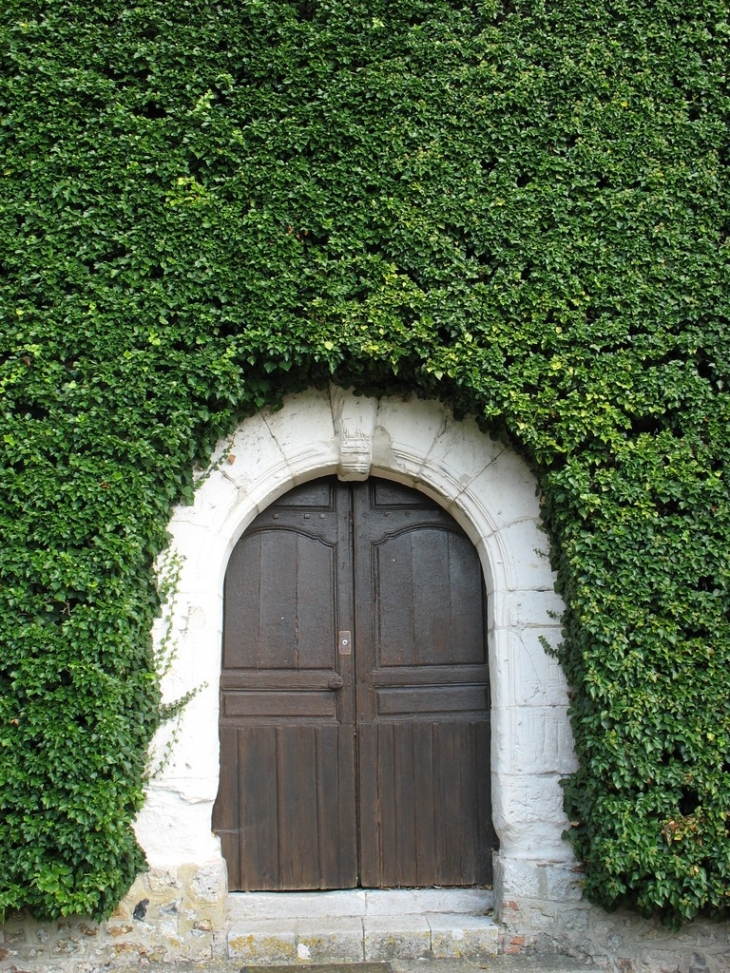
[228,889,367,920]
[490,629,569,710]
[228,920,297,962]
[375,395,458,478]
[709,950,730,973]
[191,860,227,902]
[264,391,339,476]
[153,737,222,793]
[331,386,379,480]
[511,627,569,704]
[491,703,577,777]
[495,771,570,833]
[638,948,693,972]
[227,411,296,494]
[364,887,492,916]
[490,587,566,631]
[493,855,581,918]
[543,862,585,902]
[133,791,221,866]
[171,465,240,529]
[468,448,542,528]
[429,914,499,958]
[160,519,212,567]
[176,536,228,597]
[363,915,430,960]
[488,519,553,592]
[419,410,505,487]
[296,917,365,962]
[174,591,223,650]
[8,965,65,973]
[492,857,544,899]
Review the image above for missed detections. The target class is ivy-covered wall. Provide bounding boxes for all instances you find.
[1,0,729,927]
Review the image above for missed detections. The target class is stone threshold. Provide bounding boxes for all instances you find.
[226,889,498,963]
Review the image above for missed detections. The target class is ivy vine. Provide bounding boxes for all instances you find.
[1,0,729,925]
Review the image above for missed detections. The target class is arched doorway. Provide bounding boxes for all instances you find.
[135,387,575,938]
[213,475,496,891]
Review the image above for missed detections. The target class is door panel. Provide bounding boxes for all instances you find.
[214,480,357,890]
[374,529,484,666]
[375,685,488,715]
[216,724,357,890]
[224,529,338,670]
[353,480,492,887]
[214,477,495,891]
[357,719,492,888]
[222,690,336,718]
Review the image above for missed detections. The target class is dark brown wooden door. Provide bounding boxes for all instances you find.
[213,477,494,891]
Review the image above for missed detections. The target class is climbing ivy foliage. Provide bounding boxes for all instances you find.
[1,0,729,925]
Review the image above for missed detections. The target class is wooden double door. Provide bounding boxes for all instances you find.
[213,477,495,890]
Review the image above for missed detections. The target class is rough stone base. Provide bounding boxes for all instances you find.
[494,856,730,972]
[0,863,228,972]
[2,863,729,973]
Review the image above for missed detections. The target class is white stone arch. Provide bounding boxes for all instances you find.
[135,386,578,910]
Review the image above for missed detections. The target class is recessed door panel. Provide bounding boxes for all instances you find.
[374,528,485,667]
[224,530,337,670]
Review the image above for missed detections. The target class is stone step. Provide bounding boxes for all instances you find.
[226,890,497,963]
[228,889,494,920]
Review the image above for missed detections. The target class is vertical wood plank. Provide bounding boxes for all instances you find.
[223,536,263,669]
[411,530,448,665]
[277,724,319,888]
[394,722,417,884]
[239,726,279,890]
[374,538,415,666]
[336,726,359,887]
[435,721,463,886]
[316,724,338,886]
[412,721,437,886]
[446,532,485,663]
[378,723,398,886]
[476,718,494,884]
[296,533,336,669]
[458,720,479,886]
[357,724,381,888]
[316,725,358,887]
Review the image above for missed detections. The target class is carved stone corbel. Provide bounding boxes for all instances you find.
[331,386,378,481]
